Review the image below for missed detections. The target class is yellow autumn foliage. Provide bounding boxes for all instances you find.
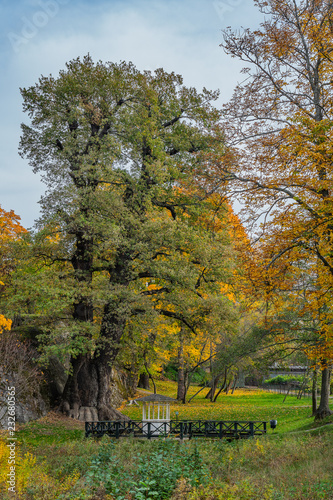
[0,438,80,497]
[0,315,11,333]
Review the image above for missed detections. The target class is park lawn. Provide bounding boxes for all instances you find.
[120,379,315,434]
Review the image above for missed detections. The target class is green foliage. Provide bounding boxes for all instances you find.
[84,438,210,499]
[164,362,179,381]
[85,440,129,499]
[13,55,235,401]
[189,367,209,386]
[163,363,208,385]
[263,375,305,386]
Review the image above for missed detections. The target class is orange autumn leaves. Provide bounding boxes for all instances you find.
[0,205,27,333]
[219,1,333,369]
[0,205,27,241]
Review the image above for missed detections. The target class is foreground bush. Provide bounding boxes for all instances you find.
[84,438,211,499]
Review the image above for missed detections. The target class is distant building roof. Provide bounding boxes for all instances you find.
[135,393,176,403]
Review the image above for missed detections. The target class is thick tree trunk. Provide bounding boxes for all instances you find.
[60,294,130,421]
[60,354,130,421]
[177,372,188,404]
[315,365,332,420]
[138,372,150,390]
[60,354,86,417]
[60,211,136,421]
[94,354,116,420]
[177,368,186,402]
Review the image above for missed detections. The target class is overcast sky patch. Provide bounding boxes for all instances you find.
[1,0,263,227]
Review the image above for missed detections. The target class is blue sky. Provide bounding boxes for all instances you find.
[1,0,263,228]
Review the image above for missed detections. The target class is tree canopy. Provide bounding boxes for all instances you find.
[219,0,333,417]
[17,55,234,418]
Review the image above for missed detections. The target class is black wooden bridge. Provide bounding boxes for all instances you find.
[85,420,268,440]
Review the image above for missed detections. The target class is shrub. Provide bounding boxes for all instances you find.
[263,375,305,386]
[164,363,208,386]
[84,438,211,499]
[164,363,178,382]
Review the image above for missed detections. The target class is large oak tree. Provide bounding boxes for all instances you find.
[19,56,232,419]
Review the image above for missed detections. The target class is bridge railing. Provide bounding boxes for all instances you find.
[85,420,268,440]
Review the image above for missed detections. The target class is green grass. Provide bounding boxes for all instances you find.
[0,380,332,499]
[121,380,317,434]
